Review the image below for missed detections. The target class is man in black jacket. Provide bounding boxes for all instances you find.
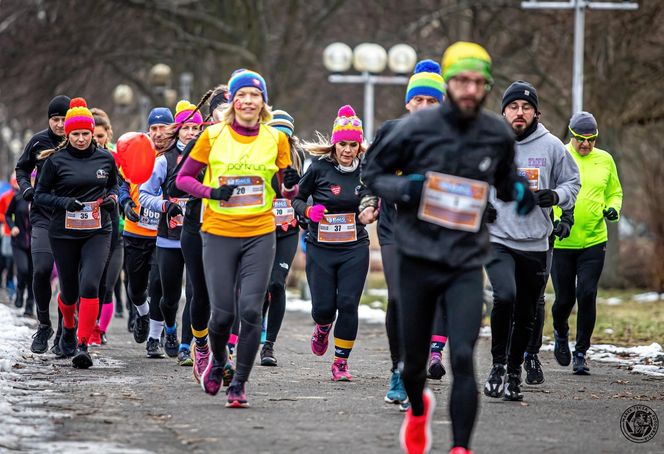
[15,95,69,354]
[362,42,535,454]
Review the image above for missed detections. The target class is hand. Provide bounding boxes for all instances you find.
[358,206,379,225]
[99,195,117,212]
[603,207,619,221]
[22,187,35,202]
[122,199,140,222]
[513,180,536,216]
[485,202,497,224]
[209,185,237,201]
[66,199,85,212]
[306,204,326,222]
[402,174,425,206]
[11,226,20,237]
[534,189,559,208]
[552,220,571,240]
[283,166,299,189]
[165,201,183,218]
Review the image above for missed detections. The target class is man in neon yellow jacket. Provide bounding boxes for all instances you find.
[551,111,623,375]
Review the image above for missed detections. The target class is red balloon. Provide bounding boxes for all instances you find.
[116,132,156,184]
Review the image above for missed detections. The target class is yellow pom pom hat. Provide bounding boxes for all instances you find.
[64,97,95,135]
[441,41,493,84]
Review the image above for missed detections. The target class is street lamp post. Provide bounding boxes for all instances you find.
[323,42,417,142]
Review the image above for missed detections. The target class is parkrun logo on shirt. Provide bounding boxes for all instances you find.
[226,162,268,171]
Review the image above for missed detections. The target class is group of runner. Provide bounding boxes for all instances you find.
[3,40,623,454]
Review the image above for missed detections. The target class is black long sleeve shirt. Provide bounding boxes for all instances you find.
[4,192,31,250]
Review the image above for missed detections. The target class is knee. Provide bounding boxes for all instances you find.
[79,281,99,299]
[493,287,516,306]
[401,360,427,384]
[209,309,234,334]
[33,262,52,279]
[576,286,597,306]
[311,303,335,325]
[268,280,285,296]
[336,293,359,315]
[450,343,474,376]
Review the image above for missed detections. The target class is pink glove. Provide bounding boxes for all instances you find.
[306,204,326,222]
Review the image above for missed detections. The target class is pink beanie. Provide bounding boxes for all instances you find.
[331,105,363,144]
[174,100,203,125]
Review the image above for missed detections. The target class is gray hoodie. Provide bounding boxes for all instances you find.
[489,123,580,251]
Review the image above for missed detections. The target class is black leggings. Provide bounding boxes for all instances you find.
[31,227,56,327]
[305,242,369,344]
[486,243,548,373]
[202,232,275,382]
[552,243,606,354]
[12,246,33,306]
[398,254,483,449]
[99,239,124,309]
[123,236,156,308]
[156,247,191,344]
[181,228,210,337]
[262,232,298,343]
[527,247,553,355]
[381,244,401,371]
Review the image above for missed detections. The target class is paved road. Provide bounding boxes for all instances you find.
[2,296,663,453]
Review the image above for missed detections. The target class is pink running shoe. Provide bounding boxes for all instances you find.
[311,324,331,356]
[226,380,248,408]
[200,360,224,396]
[193,344,210,384]
[331,358,352,381]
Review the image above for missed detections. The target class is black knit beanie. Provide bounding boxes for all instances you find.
[501,81,538,113]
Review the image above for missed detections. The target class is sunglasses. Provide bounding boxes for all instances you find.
[569,126,598,143]
[335,117,362,127]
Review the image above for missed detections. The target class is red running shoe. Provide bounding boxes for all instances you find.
[399,388,436,454]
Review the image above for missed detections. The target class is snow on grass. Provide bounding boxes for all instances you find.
[286,293,386,324]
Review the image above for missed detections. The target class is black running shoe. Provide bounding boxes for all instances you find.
[260,341,277,367]
[146,337,165,358]
[72,344,93,369]
[14,292,24,308]
[427,352,446,380]
[524,354,545,385]
[554,335,571,366]
[51,342,63,358]
[31,324,54,354]
[572,352,590,375]
[503,372,524,401]
[59,327,78,358]
[127,307,136,333]
[484,363,506,398]
[164,332,179,358]
[133,314,149,344]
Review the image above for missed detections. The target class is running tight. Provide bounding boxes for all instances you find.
[12,246,33,307]
[156,247,192,345]
[181,228,210,338]
[262,233,298,343]
[381,244,401,371]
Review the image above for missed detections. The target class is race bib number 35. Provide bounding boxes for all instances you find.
[317,213,357,243]
[218,176,264,208]
[517,168,540,191]
[418,171,489,233]
[65,201,102,230]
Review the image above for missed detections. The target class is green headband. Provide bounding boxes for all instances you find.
[443,57,493,84]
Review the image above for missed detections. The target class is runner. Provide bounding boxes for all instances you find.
[139,100,202,365]
[119,107,170,356]
[34,97,118,368]
[176,68,296,407]
[484,80,580,401]
[15,95,70,354]
[260,109,304,367]
[362,42,537,454]
[551,111,623,375]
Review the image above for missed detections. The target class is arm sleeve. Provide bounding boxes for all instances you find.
[15,138,37,195]
[34,158,71,209]
[107,160,119,198]
[291,163,316,217]
[176,157,210,199]
[604,155,623,221]
[4,195,17,230]
[167,133,199,198]
[118,178,131,206]
[551,144,581,210]
[138,156,167,212]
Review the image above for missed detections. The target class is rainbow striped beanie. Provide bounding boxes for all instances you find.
[405,60,445,104]
[64,98,95,135]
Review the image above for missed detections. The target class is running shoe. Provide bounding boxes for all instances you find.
[449,447,473,454]
[100,331,108,345]
[164,332,179,358]
[146,338,165,358]
[201,360,224,396]
[399,400,411,412]
[178,348,193,367]
[133,314,150,344]
[310,324,331,356]
[524,353,544,385]
[483,363,506,398]
[72,343,93,369]
[260,341,277,367]
[572,352,590,375]
[427,352,446,380]
[14,292,24,308]
[226,380,248,408]
[399,388,436,454]
[502,372,523,401]
[51,342,63,358]
[331,358,352,381]
[127,307,136,333]
[223,359,235,387]
[385,370,408,404]
[31,324,54,354]
[554,333,571,366]
[59,327,78,358]
[193,344,210,383]
[89,325,102,346]
[23,305,35,318]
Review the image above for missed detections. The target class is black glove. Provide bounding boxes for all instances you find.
[513,180,536,216]
[65,199,85,212]
[99,195,117,212]
[552,220,571,240]
[122,199,140,222]
[603,207,619,221]
[209,185,237,201]
[534,189,560,208]
[358,195,379,212]
[22,187,35,202]
[165,201,183,219]
[402,175,425,206]
[283,166,299,189]
[485,202,497,224]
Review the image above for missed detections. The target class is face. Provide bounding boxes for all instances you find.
[571,135,597,156]
[49,116,66,136]
[94,125,110,147]
[405,95,439,113]
[149,123,169,149]
[233,87,264,125]
[446,71,490,116]
[504,100,536,135]
[69,130,93,150]
[334,141,360,167]
[178,123,200,145]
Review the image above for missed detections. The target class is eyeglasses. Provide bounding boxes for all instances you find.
[569,127,598,143]
[335,117,362,127]
[449,76,492,90]
[505,103,534,114]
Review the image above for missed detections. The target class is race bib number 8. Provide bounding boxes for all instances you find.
[418,171,489,233]
[517,168,540,191]
[65,201,102,230]
[218,176,264,208]
[317,213,357,243]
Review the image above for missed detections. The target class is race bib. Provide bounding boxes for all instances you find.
[169,197,189,227]
[138,206,160,230]
[273,198,295,229]
[517,168,540,191]
[418,171,489,233]
[317,213,357,243]
[65,201,102,230]
[218,176,264,208]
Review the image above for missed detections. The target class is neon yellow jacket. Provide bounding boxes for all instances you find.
[554,142,623,249]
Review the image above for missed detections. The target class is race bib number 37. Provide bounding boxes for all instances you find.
[418,171,489,233]
[317,213,357,243]
[218,176,264,208]
[65,201,102,230]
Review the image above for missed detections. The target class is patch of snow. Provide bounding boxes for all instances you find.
[366,288,388,298]
[632,292,662,303]
[605,297,622,306]
[286,295,385,324]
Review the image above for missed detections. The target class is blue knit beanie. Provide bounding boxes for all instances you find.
[405,60,445,104]
[147,107,173,127]
[228,69,268,103]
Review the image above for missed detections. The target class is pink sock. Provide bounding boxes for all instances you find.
[99,302,114,333]
[431,335,447,344]
[229,333,238,345]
